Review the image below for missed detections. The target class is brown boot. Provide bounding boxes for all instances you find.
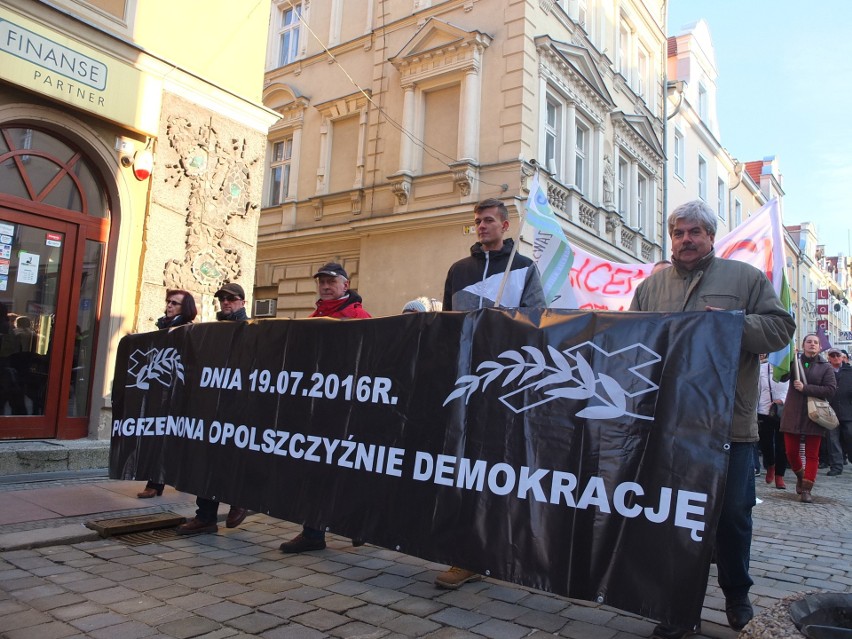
[800,479,814,504]
[794,469,804,495]
[765,465,775,484]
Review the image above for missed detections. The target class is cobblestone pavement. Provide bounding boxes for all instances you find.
[1,467,851,639]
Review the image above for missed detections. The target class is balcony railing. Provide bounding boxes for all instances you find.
[533,171,658,264]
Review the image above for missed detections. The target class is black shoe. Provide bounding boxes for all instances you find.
[819,462,830,469]
[351,538,365,547]
[651,623,698,639]
[279,533,326,553]
[827,469,842,476]
[725,598,753,631]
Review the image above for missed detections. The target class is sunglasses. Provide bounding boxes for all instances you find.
[220,294,241,302]
[829,353,842,357]
[166,299,182,306]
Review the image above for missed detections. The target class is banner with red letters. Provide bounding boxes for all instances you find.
[549,199,784,310]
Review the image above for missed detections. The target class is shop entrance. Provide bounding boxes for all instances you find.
[0,126,110,439]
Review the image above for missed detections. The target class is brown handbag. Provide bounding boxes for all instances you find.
[798,360,839,429]
[808,397,839,430]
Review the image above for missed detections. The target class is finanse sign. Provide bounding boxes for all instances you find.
[110,308,743,629]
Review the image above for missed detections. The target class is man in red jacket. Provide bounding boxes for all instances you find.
[280,262,371,553]
[307,262,371,319]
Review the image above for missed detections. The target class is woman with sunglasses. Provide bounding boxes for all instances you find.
[137,289,198,498]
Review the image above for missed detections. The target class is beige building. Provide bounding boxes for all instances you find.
[787,225,850,345]
[0,0,277,440]
[257,0,668,318]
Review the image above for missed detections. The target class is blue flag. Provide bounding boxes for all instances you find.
[525,173,575,306]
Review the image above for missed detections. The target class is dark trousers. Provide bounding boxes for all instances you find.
[716,442,755,601]
[302,525,325,541]
[826,420,852,472]
[196,497,219,523]
[757,413,786,476]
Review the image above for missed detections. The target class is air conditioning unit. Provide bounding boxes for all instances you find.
[253,299,277,318]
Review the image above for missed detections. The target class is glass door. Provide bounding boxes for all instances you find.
[0,209,77,438]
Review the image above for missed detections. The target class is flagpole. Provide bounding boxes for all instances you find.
[493,180,530,308]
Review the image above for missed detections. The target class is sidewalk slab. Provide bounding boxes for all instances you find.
[0,523,100,551]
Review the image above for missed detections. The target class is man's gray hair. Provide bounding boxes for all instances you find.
[667,200,717,236]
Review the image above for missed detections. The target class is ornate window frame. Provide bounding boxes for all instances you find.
[314,91,371,202]
[388,18,492,205]
[263,83,309,209]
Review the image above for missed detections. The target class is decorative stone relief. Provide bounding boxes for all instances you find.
[450,162,477,197]
[602,155,614,207]
[390,175,412,206]
[161,115,261,294]
[351,190,364,215]
[606,212,620,233]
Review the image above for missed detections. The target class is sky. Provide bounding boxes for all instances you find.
[668,0,851,256]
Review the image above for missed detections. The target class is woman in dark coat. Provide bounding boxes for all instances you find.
[780,333,837,503]
[137,289,197,498]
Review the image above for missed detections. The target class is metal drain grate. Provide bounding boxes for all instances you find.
[114,527,184,546]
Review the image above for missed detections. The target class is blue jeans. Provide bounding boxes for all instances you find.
[716,442,755,601]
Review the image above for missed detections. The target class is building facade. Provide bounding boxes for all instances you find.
[0,0,277,440]
[787,224,850,346]
[257,0,668,318]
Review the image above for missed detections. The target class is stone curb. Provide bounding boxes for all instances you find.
[0,522,100,551]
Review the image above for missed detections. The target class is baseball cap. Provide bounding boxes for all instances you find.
[313,262,349,280]
[214,283,245,300]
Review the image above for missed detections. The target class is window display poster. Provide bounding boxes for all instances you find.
[17,251,39,284]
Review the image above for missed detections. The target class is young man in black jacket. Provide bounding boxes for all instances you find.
[436,198,544,590]
[177,282,251,534]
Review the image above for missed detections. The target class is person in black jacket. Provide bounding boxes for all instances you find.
[137,289,197,499]
[826,349,852,473]
[177,283,251,534]
[442,198,545,312]
[435,199,544,590]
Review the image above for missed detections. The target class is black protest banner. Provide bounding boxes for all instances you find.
[110,308,743,628]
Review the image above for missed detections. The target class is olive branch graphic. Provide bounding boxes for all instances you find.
[127,348,186,390]
[443,343,658,420]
